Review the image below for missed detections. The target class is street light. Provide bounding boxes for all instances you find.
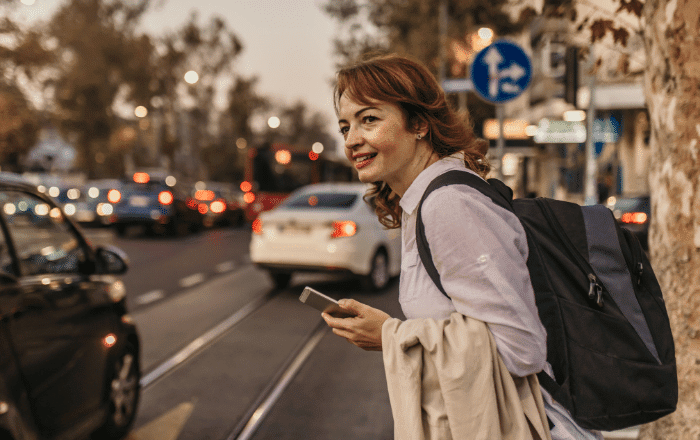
[267,116,281,129]
[184,70,199,85]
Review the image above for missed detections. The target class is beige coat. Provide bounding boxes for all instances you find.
[382,313,552,440]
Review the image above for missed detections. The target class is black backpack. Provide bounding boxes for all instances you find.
[415,170,677,431]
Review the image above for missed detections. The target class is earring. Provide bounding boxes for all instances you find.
[416,134,422,140]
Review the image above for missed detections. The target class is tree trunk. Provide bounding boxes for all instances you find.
[641,0,700,438]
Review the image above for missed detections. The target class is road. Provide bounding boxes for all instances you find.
[84,225,402,440]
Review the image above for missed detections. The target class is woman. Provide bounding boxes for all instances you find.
[322,53,602,440]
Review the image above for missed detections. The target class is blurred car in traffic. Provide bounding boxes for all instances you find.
[109,171,203,236]
[0,172,140,440]
[83,179,123,226]
[192,181,246,228]
[43,184,99,225]
[250,182,401,290]
[610,194,650,249]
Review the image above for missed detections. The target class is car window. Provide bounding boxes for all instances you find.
[283,192,358,209]
[0,190,85,276]
[614,197,650,213]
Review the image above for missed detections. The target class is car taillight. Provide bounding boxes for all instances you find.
[243,192,255,204]
[210,200,226,214]
[252,218,263,235]
[107,189,121,203]
[331,221,357,238]
[621,212,647,224]
[158,191,173,205]
[198,204,208,214]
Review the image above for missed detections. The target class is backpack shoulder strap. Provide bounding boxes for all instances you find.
[415,170,514,297]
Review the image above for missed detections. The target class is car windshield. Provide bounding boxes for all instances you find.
[283,192,358,209]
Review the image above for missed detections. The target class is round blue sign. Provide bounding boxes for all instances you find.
[470,40,532,103]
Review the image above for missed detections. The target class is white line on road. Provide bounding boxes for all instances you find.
[135,290,165,305]
[215,261,236,273]
[179,273,205,288]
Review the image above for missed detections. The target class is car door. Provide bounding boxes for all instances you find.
[0,188,112,434]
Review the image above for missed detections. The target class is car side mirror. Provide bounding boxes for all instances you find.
[95,245,129,275]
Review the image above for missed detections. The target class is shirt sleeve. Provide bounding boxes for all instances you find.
[420,186,547,376]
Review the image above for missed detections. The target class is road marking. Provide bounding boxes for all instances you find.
[135,290,164,305]
[127,401,195,440]
[179,273,205,288]
[216,261,236,273]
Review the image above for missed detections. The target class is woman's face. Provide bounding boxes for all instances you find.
[338,94,433,196]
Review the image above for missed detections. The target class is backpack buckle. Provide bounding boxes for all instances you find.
[588,274,604,307]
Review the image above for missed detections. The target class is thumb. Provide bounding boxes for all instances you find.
[338,298,366,314]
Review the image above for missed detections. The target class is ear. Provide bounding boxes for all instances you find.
[410,117,429,139]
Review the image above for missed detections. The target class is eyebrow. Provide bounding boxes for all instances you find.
[338,106,380,125]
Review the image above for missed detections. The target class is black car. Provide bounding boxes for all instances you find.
[109,172,203,236]
[0,173,140,440]
[611,194,650,249]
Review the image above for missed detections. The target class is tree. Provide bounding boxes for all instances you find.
[0,84,39,171]
[47,0,155,177]
[638,0,700,438]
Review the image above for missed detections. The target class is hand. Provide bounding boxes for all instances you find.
[322,299,391,351]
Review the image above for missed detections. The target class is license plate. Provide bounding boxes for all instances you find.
[129,196,149,207]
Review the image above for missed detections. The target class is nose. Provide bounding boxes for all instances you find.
[344,125,362,150]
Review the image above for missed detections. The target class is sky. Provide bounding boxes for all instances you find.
[13,0,344,152]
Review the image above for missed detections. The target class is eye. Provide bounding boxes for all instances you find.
[339,126,349,136]
[362,115,378,123]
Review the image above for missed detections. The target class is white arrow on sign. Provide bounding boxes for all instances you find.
[483,47,503,98]
[500,63,526,82]
[501,83,522,94]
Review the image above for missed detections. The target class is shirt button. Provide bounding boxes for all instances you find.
[478,254,488,263]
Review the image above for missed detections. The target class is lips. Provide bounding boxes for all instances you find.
[353,153,377,169]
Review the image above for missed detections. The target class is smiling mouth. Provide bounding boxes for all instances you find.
[354,153,377,166]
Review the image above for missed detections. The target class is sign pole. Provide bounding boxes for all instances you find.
[496,103,505,180]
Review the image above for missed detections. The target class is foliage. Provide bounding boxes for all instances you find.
[324,0,535,72]
[0,84,39,171]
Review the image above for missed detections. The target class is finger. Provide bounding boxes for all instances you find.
[322,312,350,330]
[337,298,368,315]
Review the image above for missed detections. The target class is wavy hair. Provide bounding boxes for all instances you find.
[334,53,490,228]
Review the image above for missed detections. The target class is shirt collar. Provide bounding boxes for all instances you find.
[399,153,477,216]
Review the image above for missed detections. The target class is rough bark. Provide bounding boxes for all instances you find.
[640,0,700,438]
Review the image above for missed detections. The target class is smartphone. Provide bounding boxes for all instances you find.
[299,286,356,318]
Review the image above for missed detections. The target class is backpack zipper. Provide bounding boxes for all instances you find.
[535,198,606,308]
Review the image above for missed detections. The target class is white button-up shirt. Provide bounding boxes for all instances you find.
[398,155,546,376]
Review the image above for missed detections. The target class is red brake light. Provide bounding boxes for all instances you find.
[134,172,150,183]
[240,181,252,192]
[107,189,121,203]
[621,212,647,224]
[331,221,357,238]
[158,191,173,205]
[195,190,215,201]
[243,192,255,204]
[210,200,226,214]
[252,218,263,235]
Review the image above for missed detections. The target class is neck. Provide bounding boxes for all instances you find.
[389,147,439,197]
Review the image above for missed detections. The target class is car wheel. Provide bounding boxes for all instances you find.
[269,271,292,290]
[362,250,390,291]
[92,342,140,440]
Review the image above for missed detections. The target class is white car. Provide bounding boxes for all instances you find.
[250,182,402,290]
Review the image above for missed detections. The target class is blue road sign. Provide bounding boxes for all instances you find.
[470,40,532,103]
